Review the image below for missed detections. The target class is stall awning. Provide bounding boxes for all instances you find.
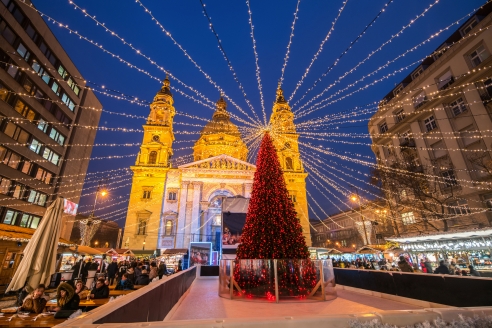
[387,228,492,243]
[93,248,134,256]
[0,223,73,246]
[355,246,383,254]
[69,245,102,256]
[161,248,188,255]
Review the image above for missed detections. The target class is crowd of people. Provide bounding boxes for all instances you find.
[17,257,182,316]
[333,256,482,276]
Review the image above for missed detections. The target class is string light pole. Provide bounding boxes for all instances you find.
[350,185,369,245]
[81,180,108,246]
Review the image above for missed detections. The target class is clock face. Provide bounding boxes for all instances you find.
[152,135,160,142]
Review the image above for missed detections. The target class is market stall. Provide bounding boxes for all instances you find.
[159,248,187,273]
[387,228,492,276]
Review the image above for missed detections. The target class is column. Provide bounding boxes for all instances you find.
[176,181,189,248]
[200,202,209,241]
[190,182,203,243]
[243,183,253,198]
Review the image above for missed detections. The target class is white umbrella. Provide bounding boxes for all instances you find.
[6,197,65,293]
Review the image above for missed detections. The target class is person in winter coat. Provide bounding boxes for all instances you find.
[158,262,167,279]
[127,267,135,284]
[20,284,47,314]
[135,269,150,285]
[74,280,89,300]
[149,262,158,280]
[397,256,414,273]
[90,278,110,299]
[448,261,457,275]
[89,260,99,271]
[71,260,82,280]
[469,265,481,277]
[423,259,433,274]
[434,260,450,274]
[107,260,118,285]
[54,282,80,311]
[115,273,134,290]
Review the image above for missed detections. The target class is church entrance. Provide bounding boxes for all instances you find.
[201,190,233,250]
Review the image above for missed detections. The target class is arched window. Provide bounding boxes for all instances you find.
[137,220,147,235]
[285,157,293,170]
[148,151,157,164]
[165,220,173,235]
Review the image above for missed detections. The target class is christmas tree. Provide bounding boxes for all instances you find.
[233,133,317,300]
[236,132,309,259]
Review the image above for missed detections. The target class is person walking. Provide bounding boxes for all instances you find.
[107,259,118,285]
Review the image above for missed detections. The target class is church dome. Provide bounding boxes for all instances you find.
[193,96,248,161]
[200,97,240,137]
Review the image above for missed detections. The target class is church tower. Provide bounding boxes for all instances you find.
[193,96,248,161]
[122,76,175,251]
[269,84,311,246]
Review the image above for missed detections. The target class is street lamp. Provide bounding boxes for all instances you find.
[349,188,369,246]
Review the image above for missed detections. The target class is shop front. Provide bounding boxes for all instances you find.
[388,228,492,276]
[159,248,187,273]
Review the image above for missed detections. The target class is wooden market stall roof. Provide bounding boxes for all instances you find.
[0,223,73,246]
[94,247,134,256]
[161,248,188,255]
[69,245,103,256]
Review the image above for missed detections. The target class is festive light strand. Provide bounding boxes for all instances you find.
[290,0,394,109]
[288,0,349,102]
[278,0,301,87]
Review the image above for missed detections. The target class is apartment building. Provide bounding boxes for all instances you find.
[369,2,492,235]
[0,0,101,240]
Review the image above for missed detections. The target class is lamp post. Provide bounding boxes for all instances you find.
[81,181,108,246]
[350,187,369,245]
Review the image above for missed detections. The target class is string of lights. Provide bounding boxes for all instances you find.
[290,0,394,109]
[19,0,219,111]
[199,0,262,124]
[293,5,481,116]
[278,0,301,87]
[288,0,349,103]
[133,0,262,126]
[296,34,491,120]
[245,0,267,126]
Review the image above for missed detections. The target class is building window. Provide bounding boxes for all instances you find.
[142,190,151,199]
[49,128,65,145]
[42,147,60,165]
[27,190,47,206]
[29,139,42,155]
[469,45,489,68]
[14,100,36,122]
[137,220,147,235]
[393,84,404,96]
[424,115,437,132]
[2,210,19,225]
[16,43,30,62]
[148,151,157,164]
[379,122,388,133]
[168,192,177,201]
[290,194,297,203]
[447,199,470,216]
[0,146,21,169]
[437,70,454,90]
[285,157,293,170]
[441,170,458,188]
[165,220,173,235]
[401,212,416,225]
[413,91,427,109]
[0,176,11,195]
[3,122,30,144]
[395,109,405,123]
[449,97,467,116]
[460,17,478,36]
[35,167,52,185]
[411,66,424,80]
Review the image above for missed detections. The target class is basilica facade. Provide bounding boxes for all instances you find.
[122,77,311,253]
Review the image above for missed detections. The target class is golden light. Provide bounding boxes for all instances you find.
[350,195,358,202]
[100,190,108,197]
[352,244,356,248]
[375,209,380,214]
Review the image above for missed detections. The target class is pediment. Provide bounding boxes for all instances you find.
[136,209,152,215]
[178,154,256,171]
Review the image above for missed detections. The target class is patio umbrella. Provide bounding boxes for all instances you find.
[6,197,65,293]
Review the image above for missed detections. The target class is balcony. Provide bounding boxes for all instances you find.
[399,139,416,148]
